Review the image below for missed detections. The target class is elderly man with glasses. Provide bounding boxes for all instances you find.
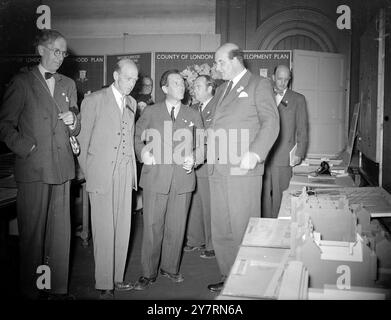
[0,29,79,300]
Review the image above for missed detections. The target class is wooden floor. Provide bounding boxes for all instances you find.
[1,211,222,300]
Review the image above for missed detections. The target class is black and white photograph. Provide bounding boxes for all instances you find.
[0,0,390,313]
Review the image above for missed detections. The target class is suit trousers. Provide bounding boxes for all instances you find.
[17,180,71,299]
[141,177,192,278]
[209,169,261,277]
[186,175,213,250]
[261,165,292,218]
[89,157,133,290]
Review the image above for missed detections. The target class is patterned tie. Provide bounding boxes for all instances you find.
[45,72,55,80]
[170,106,176,122]
[221,80,233,102]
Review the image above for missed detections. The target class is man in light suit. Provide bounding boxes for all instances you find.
[78,58,138,299]
[0,29,79,299]
[134,69,203,290]
[207,43,280,292]
[184,75,217,259]
[262,65,308,218]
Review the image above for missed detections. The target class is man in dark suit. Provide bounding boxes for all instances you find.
[134,69,203,290]
[0,29,79,299]
[207,43,279,292]
[78,59,138,299]
[184,75,217,259]
[262,65,309,218]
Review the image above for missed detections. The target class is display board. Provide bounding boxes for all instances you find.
[106,52,152,97]
[59,55,104,106]
[0,55,40,99]
[154,51,291,104]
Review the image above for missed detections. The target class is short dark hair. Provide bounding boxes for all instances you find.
[228,48,244,65]
[196,75,217,95]
[160,69,181,89]
[35,29,65,49]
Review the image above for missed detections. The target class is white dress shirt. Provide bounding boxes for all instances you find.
[200,96,213,112]
[38,64,55,96]
[275,88,287,106]
[111,84,125,114]
[165,101,181,119]
[231,68,248,91]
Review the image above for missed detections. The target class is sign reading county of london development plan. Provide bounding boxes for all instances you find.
[154,51,291,104]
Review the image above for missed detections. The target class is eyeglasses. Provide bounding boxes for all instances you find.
[44,46,69,58]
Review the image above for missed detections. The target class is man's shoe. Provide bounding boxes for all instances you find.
[114,281,134,291]
[160,269,184,283]
[99,290,114,300]
[184,244,205,252]
[134,276,156,291]
[200,250,215,259]
[207,281,224,293]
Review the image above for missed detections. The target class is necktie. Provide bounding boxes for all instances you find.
[170,106,176,122]
[199,103,204,113]
[121,96,126,114]
[221,81,233,102]
[45,72,55,80]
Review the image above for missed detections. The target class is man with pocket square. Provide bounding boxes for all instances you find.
[206,43,279,292]
[0,29,79,299]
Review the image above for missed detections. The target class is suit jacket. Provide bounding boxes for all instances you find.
[191,96,217,178]
[267,89,308,166]
[0,65,80,184]
[207,70,279,176]
[135,102,204,194]
[78,86,138,193]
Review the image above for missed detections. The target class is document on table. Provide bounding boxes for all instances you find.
[289,143,297,167]
[242,218,291,248]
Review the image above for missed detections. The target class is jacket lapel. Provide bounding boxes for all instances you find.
[106,86,122,124]
[220,70,251,108]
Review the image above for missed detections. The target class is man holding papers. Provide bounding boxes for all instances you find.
[262,65,309,218]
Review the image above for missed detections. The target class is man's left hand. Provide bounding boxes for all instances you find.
[183,155,194,173]
[58,111,75,126]
[239,152,260,170]
[292,155,302,167]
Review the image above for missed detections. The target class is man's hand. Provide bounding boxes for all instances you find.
[291,155,302,167]
[58,111,75,126]
[142,151,156,165]
[239,151,260,170]
[183,155,194,173]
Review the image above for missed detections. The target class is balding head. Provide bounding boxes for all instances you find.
[113,58,139,95]
[215,42,245,80]
[273,64,291,93]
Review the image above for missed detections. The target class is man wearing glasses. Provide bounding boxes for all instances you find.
[0,29,79,299]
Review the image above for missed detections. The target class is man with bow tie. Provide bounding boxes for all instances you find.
[78,58,139,299]
[184,75,217,259]
[206,43,279,293]
[262,64,309,218]
[0,29,79,299]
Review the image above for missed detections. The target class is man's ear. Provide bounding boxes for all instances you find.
[37,45,45,57]
[162,85,168,95]
[272,74,276,82]
[113,71,119,82]
[207,86,213,95]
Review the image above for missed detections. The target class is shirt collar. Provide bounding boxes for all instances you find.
[111,83,126,107]
[38,64,54,80]
[165,100,181,111]
[201,96,213,111]
[231,68,247,89]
